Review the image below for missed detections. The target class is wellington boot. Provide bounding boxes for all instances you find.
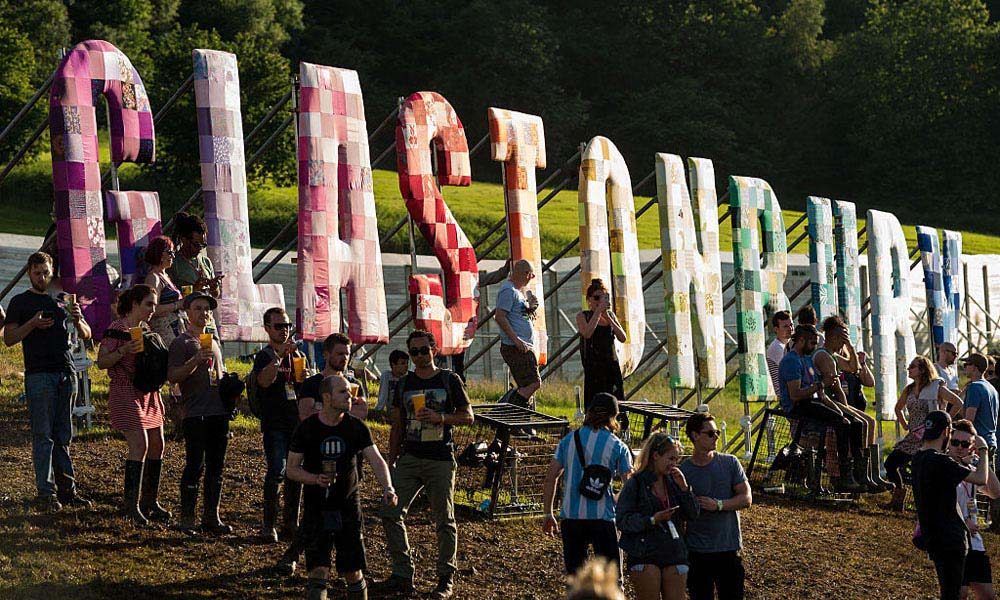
[867,447,894,492]
[881,487,906,512]
[178,483,199,534]
[140,459,172,522]
[836,459,866,493]
[260,481,279,543]
[306,577,328,600]
[280,479,301,542]
[853,453,880,493]
[123,460,149,526]
[201,478,232,535]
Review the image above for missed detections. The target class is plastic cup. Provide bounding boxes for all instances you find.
[64,293,76,307]
[199,332,213,350]
[411,393,426,414]
[182,285,193,297]
[130,326,144,352]
[348,382,361,398]
[292,356,306,383]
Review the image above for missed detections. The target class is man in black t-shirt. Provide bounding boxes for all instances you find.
[4,252,92,512]
[252,307,304,543]
[276,332,367,575]
[378,329,474,599]
[912,410,991,600]
[287,374,397,600]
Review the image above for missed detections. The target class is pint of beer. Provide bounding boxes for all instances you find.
[182,285,193,297]
[411,393,426,414]
[292,356,306,383]
[199,332,213,350]
[130,327,144,352]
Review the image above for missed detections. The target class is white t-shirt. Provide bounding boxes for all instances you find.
[957,480,986,552]
[936,362,960,391]
[767,338,788,393]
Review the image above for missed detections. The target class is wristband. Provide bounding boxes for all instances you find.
[649,516,656,526]
[716,498,724,512]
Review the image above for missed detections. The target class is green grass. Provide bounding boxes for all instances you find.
[2,147,999,257]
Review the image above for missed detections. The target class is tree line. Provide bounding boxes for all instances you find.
[1,0,998,236]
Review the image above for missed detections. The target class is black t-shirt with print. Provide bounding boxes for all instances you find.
[392,369,470,461]
[290,413,373,512]
[252,347,303,433]
[912,448,974,553]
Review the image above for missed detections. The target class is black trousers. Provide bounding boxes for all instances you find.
[687,550,745,600]
[560,519,621,576]
[181,415,230,489]
[930,549,967,600]
[790,398,862,463]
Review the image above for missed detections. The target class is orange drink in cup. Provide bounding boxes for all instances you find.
[182,285,193,297]
[411,393,426,414]
[130,326,144,352]
[292,356,306,383]
[349,381,361,398]
[199,332,213,350]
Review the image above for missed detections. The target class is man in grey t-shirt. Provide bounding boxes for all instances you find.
[495,259,541,408]
[679,412,753,600]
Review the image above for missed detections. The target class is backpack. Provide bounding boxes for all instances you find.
[104,328,170,393]
[245,346,276,419]
[574,429,614,501]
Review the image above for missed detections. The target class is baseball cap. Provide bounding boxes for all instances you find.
[182,291,218,310]
[963,353,988,374]
[590,392,619,416]
[922,410,952,441]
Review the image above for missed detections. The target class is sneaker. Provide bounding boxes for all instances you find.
[375,575,415,595]
[59,493,93,509]
[275,547,298,576]
[32,495,62,513]
[429,575,454,599]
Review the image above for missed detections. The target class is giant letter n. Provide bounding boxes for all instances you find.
[655,153,724,389]
[296,62,388,343]
[396,92,478,355]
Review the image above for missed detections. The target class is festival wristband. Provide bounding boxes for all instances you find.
[716,498,724,512]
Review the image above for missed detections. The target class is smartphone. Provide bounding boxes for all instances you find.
[41,311,54,320]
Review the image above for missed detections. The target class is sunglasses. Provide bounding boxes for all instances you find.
[950,439,972,449]
[409,346,432,357]
[165,250,176,257]
[699,429,721,438]
[270,323,292,330]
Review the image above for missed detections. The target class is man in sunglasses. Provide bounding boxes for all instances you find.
[680,412,752,600]
[379,329,474,599]
[912,410,990,600]
[252,307,306,544]
[167,211,222,298]
[946,419,1000,600]
[936,342,961,393]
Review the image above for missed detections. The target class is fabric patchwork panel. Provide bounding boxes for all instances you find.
[193,49,283,341]
[577,136,645,376]
[655,153,725,390]
[295,62,388,344]
[395,91,478,355]
[105,191,162,288]
[49,40,156,339]
[917,227,964,348]
[729,176,790,403]
[867,210,916,420]
[488,107,547,364]
[943,230,964,348]
[832,201,862,347]
[806,197,838,323]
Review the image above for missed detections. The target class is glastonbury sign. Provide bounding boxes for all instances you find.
[47,40,965,419]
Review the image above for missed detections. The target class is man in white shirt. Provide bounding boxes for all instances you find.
[937,341,960,392]
[766,311,792,394]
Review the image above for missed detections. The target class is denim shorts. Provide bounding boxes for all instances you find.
[628,561,689,575]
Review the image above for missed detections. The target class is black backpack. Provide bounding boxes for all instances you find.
[104,328,170,393]
[245,346,276,418]
[574,429,614,501]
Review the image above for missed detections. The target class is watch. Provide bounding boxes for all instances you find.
[715,499,724,512]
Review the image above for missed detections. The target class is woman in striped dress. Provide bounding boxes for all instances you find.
[97,284,170,525]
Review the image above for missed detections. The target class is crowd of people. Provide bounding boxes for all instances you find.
[767,305,1000,600]
[5,229,1000,600]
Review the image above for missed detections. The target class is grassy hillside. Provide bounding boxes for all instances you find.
[2,151,999,257]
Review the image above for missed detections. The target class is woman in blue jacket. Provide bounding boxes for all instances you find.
[616,431,699,600]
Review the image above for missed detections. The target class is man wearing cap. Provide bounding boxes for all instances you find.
[167,291,232,535]
[912,410,990,600]
[937,342,961,393]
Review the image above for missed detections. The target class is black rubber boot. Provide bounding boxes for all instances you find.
[123,460,149,526]
[260,481,279,543]
[347,578,368,600]
[306,577,328,600]
[178,482,199,534]
[280,479,301,542]
[867,447,893,492]
[202,478,233,535]
[140,459,172,522]
[853,453,880,493]
[836,459,866,493]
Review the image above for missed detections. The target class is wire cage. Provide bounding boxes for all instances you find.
[747,408,858,500]
[617,401,696,448]
[453,403,569,518]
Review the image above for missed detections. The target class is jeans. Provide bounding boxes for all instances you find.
[25,371,78,498]
[687,550,745,600]
[263,428,292,486]
[560,519,621,577]
[181,415,230,490]
[380,453,458,580]
[930,549,966,600]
